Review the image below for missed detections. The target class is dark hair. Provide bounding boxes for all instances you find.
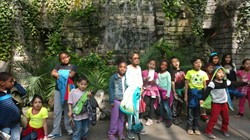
[159,59,169,72]
[239,58,250,70]
[221,53,234,68]
[0,72,12,82]
[58,52,69,61]
[191,56,202,64]
[209,52,220,65]
[147,59,156,64]
[77,76,88,83]
[115,56,127,66]
[170,56,178,61]
[128,50,139,60]
[31,94,44,104]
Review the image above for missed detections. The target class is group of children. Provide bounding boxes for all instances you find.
[108,51,250,140]
[0,51,249,140]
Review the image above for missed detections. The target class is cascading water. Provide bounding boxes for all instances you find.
[100,0,156,55]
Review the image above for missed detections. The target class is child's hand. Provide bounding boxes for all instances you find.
[200,100,204,105]
[68,111,73,118]
[87,91,92,96]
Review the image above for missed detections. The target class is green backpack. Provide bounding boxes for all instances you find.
[73,91,88,115]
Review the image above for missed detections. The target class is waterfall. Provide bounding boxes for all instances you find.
[100,0,156,55]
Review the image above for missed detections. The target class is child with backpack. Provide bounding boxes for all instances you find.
[125,51,146,139]
[68,76,92,140]
[21,94,48,140]
[0,72,22,140]
[108,60,127,140]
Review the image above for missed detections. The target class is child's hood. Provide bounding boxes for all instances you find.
[211,66,227,80]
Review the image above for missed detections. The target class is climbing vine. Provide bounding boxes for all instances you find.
[162,0,208,37]
[0,1,15,61]
[235,1,250,50]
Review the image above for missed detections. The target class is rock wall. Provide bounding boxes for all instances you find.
[4,0,249,70]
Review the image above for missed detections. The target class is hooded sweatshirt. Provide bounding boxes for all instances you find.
[202,66,247,110]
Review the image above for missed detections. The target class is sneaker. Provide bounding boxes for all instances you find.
[201,115,209,121]
[108,134,117,140]
[156,117,164,123]
[127,131,135,139]
[48,133,62,138]
[222,131,230,137]
[165,120,172,128]
[145,119,153,126]
[118,132,125,140]
[194,130,201,135]
[139,129,147,135]
[205,133,216,139]
[235,112,243,118]
[187,129,194,135]
[173,118,180,125]
[67,130,73,135]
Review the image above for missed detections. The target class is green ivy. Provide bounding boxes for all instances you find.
[162,0,182,20]
[235,1,250,50]
[0,1,15,61]
[187,0,208,36]
[162,0,208,37]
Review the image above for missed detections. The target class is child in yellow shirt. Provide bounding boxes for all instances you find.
[21,95,48,140]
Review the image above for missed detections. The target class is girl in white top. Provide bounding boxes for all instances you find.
[125,51,146,139]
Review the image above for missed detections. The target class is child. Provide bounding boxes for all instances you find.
[221,54,239,100]
[221,54,237,80]
[200,62,215,122]
[236,58,250,118]
[68,76,91,140]
[108,60,127,140]
[209,52,220,66]
[202,66,249,139]
[0,72,21,140]
[125,51,146,139]
[48,52,77,138]
[141,59,160,126]
[21,94,48,140]
[184,57,208,135]
[170,56,186,125]
[157,59,173,128]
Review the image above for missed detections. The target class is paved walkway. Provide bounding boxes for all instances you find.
[46,100,250,140]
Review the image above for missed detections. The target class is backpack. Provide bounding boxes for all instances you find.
[72,91,88,115]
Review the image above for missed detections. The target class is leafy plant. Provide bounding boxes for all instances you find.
[14,57,58,103]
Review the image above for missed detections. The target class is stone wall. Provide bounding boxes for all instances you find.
[2,0,249,71]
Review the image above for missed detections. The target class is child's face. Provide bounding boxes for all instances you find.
[32,98,42,110]
[160,61,168,72]
[206,65,215,74]
[215,69,225,80]
[77,80,88,91]
[130,54,140,66]
[171,58,180,69]
[118,62,127,76]
[212,56,220,65]
[243,60,250,71]
[193,59,202,70]
[225,55,231,63]
[147,60,156,70]
[0,76,14,91]
[59,53,70,65]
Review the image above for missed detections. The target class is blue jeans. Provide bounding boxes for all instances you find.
[1,123,20,140]
[72,119,90,140]
[187,106,200,130]
[160,98,172,121]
